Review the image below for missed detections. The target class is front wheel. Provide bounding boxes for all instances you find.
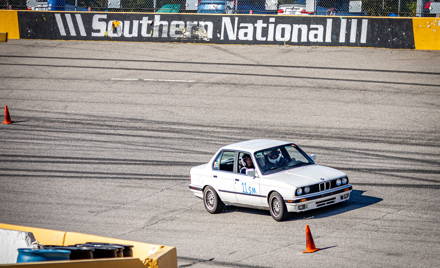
[203,186,224,214]
[269,192,288,221]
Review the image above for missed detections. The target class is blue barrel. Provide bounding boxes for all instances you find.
[17,248,70,263]
[48,0,65,11]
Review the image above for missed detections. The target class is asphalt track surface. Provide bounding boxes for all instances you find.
[0,40,439,267]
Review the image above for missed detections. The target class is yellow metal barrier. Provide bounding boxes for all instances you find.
[0,223,177,268]
[0,10,19,40]
[0,224,66,246]
[0,32,7,42]
[412,18,440,50]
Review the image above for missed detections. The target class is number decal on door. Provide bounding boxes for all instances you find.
[241,182,256,194]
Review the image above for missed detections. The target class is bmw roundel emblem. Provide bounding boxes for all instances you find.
[320,178,325,181]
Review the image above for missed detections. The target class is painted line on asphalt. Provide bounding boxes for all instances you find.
[142,78,195,83]
[110,78,139,81]
[111,78,195,83]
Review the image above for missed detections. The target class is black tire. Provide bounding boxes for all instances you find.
[203,186,224,214]
[269,192,288,221]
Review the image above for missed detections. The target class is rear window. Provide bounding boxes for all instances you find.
[213,151,235,172]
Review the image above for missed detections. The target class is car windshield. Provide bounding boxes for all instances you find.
[254,144,314,175]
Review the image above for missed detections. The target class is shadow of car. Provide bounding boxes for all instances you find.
[220,190,382,221]
[295,189,382,220]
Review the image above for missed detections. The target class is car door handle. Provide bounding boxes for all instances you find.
[235,178,240,182]
[213,175,217,178]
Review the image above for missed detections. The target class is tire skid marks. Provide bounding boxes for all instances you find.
[2,62,439,88]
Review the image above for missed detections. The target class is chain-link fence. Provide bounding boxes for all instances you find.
[0,0,438,16]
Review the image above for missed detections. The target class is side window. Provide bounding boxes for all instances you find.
[213,151,235,172]
[212,152,222,170]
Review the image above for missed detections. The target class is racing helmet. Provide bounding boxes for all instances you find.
[267,150,282,165]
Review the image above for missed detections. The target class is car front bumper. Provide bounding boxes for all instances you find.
[285,185,352,213]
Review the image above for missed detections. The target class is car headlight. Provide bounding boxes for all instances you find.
[336,179,341,186]
[304,186,310,194]
[296,188,303,196]
[342,177,348,184]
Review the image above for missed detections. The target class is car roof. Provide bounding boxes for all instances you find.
[221,139,291,153]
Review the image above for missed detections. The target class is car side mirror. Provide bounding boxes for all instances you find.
[246,169,256,177]
[310,154,316,161]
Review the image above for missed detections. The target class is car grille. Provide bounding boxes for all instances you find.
[319,181,331,191]
[308,178,344,195]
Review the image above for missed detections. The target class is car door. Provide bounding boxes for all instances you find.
[234,152,262,206]
[211,150,237,204]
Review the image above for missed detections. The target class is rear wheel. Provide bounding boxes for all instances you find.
[269,192,288,221]
[203,186,224,214]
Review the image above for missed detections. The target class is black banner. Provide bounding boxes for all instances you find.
[18,11,415,49]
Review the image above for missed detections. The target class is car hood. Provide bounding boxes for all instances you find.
[263,164,346,187]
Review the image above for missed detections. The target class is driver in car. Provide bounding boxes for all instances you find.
[266,149,287,169]
[240,154,255,175]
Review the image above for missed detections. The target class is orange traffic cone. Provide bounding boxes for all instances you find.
[3,105,12,125]
[303,224,320,253]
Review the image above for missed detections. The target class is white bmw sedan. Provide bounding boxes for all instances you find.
[189,139,352,221]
